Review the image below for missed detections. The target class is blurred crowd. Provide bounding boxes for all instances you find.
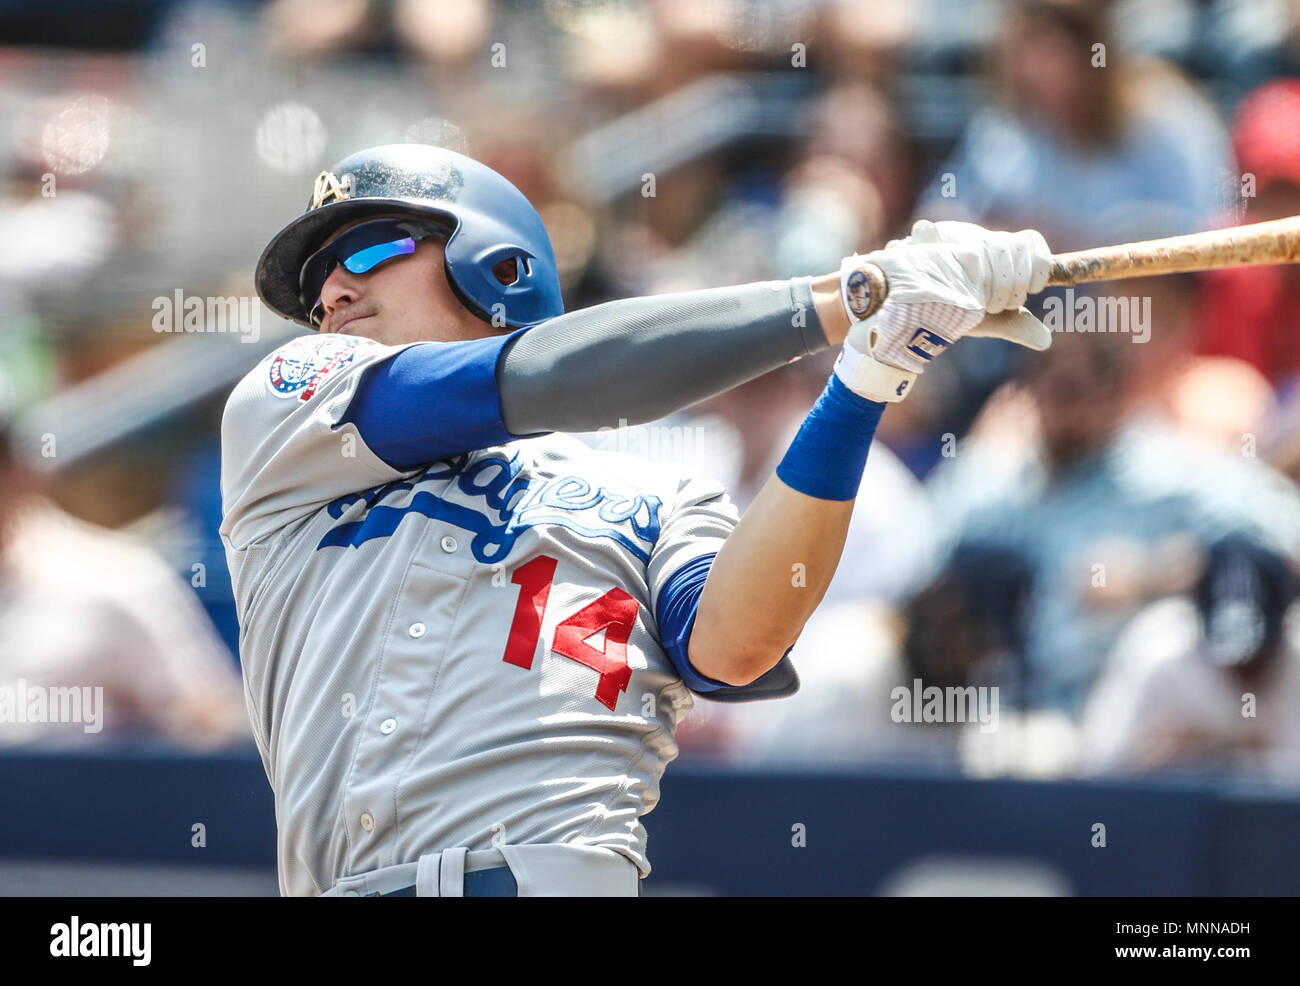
[3,0,1300,786]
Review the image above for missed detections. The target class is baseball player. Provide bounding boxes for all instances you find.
[221,144,1052,896]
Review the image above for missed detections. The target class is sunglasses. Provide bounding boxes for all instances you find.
[300,218,441,326]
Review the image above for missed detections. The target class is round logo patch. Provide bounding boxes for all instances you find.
[268,334,370,400]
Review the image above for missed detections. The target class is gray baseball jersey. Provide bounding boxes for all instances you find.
[219,332,739,896]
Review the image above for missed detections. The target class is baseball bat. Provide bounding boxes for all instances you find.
[852,215,1300,318]
[1045,214,1300,286]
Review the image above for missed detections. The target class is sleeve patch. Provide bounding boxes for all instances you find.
[267,334,377,401]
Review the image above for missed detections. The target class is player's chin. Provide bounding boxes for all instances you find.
[333,313,380,339]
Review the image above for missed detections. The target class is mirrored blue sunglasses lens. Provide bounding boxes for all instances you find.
[306,238,415,325]
[343,237,416,275]
[301,219,428,313]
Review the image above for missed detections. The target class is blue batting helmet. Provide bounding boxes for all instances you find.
[255,144,564,330]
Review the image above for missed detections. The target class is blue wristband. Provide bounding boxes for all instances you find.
[775,374,886,501]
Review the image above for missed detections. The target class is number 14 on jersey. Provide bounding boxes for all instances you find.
[500,555,639,711]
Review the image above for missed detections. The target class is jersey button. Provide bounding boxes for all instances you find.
[380,717,397,735]
[408,622,426,638]
[359,812,375,832]
[440,535,458,552]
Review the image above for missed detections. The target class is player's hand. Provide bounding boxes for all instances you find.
[887,218,1054,352]
[834,223,1053,403]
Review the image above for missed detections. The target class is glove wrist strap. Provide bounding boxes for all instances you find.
[833,343,917,403]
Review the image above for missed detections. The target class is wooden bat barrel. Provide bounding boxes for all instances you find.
[1047,215,1300,286]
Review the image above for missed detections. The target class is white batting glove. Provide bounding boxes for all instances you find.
[835,223,1054,403]
[886,218,1055,353]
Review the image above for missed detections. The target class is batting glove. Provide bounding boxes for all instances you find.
[887,218,1055,353]
[834,223,1054,403]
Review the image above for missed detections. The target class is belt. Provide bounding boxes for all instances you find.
[376,865,517,897]
[323,843,641,896]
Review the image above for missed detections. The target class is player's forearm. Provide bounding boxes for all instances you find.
[689,371,886,686]
[688,475,854,685]
[497,276,844,435]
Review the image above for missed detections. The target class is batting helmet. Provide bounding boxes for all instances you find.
[255,144,564,330]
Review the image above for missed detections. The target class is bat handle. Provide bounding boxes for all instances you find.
[1047,260,1081,286]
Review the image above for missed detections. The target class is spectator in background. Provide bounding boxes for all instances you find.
[1081,534,1300,784]
[918,0,1233,250]
[903,540,1082,777]
[928,330,1300,717]
[1120,273,1279,454]
[901,542,1035,707]
[794,81,918,246]
[607,81,914,300]
[905,0,1235,477]
[264,0,494,65]
[1197,79,1300,389]
[0,418,249,749]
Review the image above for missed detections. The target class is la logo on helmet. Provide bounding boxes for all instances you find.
[311,171,353,210]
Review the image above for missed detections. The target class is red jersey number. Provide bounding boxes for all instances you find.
[502,555,638,711]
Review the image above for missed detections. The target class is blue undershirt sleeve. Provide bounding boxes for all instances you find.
[656,552,800,702]
[339,326,538,470]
